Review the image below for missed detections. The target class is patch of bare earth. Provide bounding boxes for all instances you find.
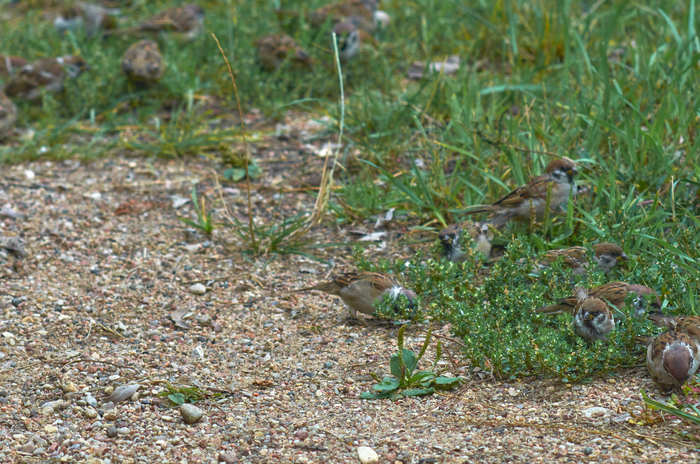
[0,122,697,463]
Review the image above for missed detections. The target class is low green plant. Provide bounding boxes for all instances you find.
[158,383,206,406]
[642,383,700,426]
[360,326,463,399]
[179,185,214,235]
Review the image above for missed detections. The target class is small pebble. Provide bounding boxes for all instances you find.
[180,403,204,424]
[108,384,140,403]
[357,446,379,464]
[189,283,207,295]
[106,425,117,438]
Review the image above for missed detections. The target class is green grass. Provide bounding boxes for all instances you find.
[1,0,698,381]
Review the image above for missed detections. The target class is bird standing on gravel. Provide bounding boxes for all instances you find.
[295,271,416,318]
[645,329,699,389]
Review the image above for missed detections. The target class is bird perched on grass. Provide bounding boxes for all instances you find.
[53,2,120,36]
[537,242,627,275]
[4,56,88,101]
[277,0,388,61]
[0,91,17,139]
[438,221,494,262]
[571,296,615,341]
[0,55,28,78]
[537,281,659,317]
[106,4,204,40]
[464,157,578,227]
[294,271,416,318]
[121,40,165,84]
[254,34,313,71]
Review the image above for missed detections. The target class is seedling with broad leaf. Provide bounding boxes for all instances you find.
[360,326,463,399]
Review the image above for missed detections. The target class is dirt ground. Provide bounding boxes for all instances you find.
[1,120,697,463]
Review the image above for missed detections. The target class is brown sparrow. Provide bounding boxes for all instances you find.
[649,313,700,342]
[121,40,165,84]
[465,157,578,227]
[295,271,416,318]
[0,91,17,139]
[439,221,493,262]
[3,56,88,101]
[573,297,615,341]
[254,34,313,71]
[646,330,700,389]
[111,4,204,40]
[538,242,627,274]
[53,2,120,35]
[0,55,28,77]
[537,281,659,316]
[308,0,378,27]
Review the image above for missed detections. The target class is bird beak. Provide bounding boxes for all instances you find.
[584,312,594,321]
[618,253,628,261]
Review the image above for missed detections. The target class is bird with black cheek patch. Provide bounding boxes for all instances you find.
[438,221,494,262]
[106,4,204,40]
[573,297,615,341]
[464,157,578,227]
[537,242,627,275]
[537,281,659,317]
[294,271,416,319]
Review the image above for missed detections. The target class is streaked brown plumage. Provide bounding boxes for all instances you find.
[0,55,28,77]
[0,91,17,139]
[438,221,493,262]
[537,281,659,316]
[573,297,615,341]
[308,0,378,28]
[295,271,416,317]
[646,330,699,388]
[464,158,578,227]
[107,4,204,40]
[121,40,165,84]
[255,34,312,71]
[649,314,700,343]
[539,242,627,274]
[53,2,120,35]
[4,56,87,101]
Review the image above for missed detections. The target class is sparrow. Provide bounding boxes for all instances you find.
[121,39,165,84]
[254,34,313,71]
[573,297,615,341]
[0,55,28,77]
[308,0,378,28]
[648,313,700,343]
[537,281,659,316]
[53,2,120,35]
[538,242,627,274]
[294,271,416,318]
[0,91,17,139]
[439,221,493,262]
[108,4,204,40]
[646,330,700,389]
[464,157,578,227]
[3,56,88,101]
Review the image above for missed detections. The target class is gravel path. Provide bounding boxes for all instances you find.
[0,154,696,463]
